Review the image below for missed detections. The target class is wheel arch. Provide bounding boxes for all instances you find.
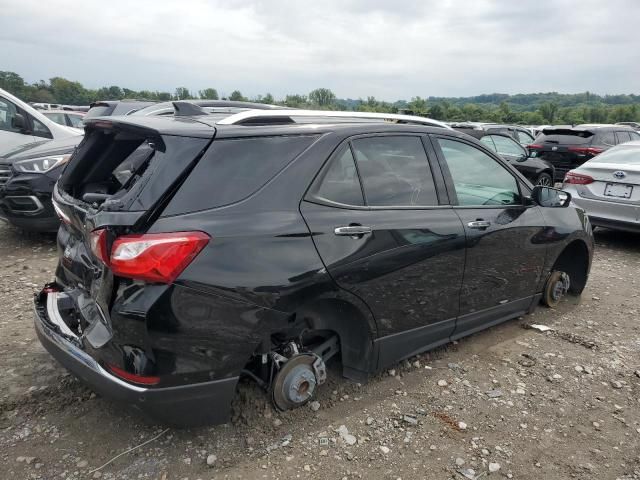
[294,296,377,381]
[549,239,591,294]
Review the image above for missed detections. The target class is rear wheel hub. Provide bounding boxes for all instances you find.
[272,354,320,411]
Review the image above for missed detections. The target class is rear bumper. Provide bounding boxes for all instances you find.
[34,291,238,426]
[564,188,640,232]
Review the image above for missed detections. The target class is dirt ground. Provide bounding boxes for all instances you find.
[0,222,639,480]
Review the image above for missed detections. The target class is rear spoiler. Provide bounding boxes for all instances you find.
[541,128,594,137]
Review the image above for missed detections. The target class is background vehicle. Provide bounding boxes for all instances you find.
[528,125,640,181]
[0,136,80,231]
[0,88,83,153]
[450,122,536,145]
[453,127,554,185]
[84,100,157,119]
[563,140,640,232]
[42,110,85,128]
[35,111,592,426]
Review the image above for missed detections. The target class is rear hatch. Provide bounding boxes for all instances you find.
[50,116,214,339]
[529,128,599,179]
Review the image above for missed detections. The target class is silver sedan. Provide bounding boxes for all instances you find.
[563,141,640,233]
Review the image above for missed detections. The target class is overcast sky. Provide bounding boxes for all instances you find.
[0,0,638,100]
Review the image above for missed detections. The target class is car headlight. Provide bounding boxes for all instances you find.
[13,155,71,173]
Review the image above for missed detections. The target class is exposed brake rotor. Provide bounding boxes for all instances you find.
[271,353,321,411]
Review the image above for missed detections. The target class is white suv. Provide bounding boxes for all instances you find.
[0,88,83,154]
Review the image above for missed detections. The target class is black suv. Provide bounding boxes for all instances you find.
[34,113,593,426]
[453,128,554,186]
[529,125,640,181]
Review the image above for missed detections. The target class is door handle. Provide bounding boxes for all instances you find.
[467,220,491,229]
[334,226,372,237]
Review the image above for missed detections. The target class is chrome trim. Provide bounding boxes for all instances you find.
[40,293,148,393]
[334,225,372,236]
[217,109,452,129]
[4,195,44,214]
[467,220,491,229]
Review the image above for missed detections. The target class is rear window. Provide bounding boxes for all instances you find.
[60,127,211,210]
[538,129,593,145]
[162,135,317,215]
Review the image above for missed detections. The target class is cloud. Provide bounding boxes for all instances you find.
[0,0,638,99]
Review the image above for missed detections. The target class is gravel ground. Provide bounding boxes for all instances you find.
[0,222,639,480]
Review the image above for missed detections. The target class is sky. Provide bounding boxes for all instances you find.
[0,0,638,100]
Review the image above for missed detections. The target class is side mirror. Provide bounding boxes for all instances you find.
[516,152,528,162]
[12,113,28,132]
[531,185,571,208]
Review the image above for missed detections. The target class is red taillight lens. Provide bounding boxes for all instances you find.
[109,231,210,283]
[568,146,604,156]
[527,144,543,150]
[107,364,160,385]
[564,171,594,185]
[89,228,110,265]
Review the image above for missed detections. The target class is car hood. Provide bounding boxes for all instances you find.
[0,136,83,163]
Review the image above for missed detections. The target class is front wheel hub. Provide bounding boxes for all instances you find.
[543,271,570,307]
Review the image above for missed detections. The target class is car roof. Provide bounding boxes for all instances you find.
[452,127,513,141]
[85,114,466,140]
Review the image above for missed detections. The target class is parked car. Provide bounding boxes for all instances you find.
[0,136,80,231]
[563,140,640,232]
[450,122,536,146]
[84,100,157,119]
[528,125,640,182]
[0,88,83,153]
[453,128,554,185]
[42,110,85,128]
[34,110,593,426]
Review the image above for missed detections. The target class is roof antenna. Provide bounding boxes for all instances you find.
[172,101,208,116]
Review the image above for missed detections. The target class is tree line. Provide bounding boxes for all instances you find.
[2,70,639,125]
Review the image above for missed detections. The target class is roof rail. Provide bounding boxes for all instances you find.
[216,109,452,129]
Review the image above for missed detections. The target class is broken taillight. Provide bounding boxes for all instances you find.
[109,231,210,284]
[89,229,110,265]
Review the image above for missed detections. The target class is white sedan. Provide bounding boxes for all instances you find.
[563,141,640,232]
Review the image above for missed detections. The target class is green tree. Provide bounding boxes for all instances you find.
[174,87,192,100]
[261,93,275,104]
[199,88,219,100]
[408,96,428,115]
[539,102,559,123]
[284,94,308,108]
[229,90,246,101]
[428,104,445,120]
[50,77,90,104]
[0,71,26,96]
[309,88,336,107]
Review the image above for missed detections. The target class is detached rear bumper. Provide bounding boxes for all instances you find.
[34,290,238,427]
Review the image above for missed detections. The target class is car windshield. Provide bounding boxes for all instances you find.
[588,146,640,165]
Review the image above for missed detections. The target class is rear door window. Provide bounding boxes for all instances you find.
[351,136,439,206]
[516,129,535,144]
[163,135,318,215]
[616,131,632,144]
[310,145,364,206]
[599,131,616,146]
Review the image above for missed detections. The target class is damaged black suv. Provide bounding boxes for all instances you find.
[35,110,593,426]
